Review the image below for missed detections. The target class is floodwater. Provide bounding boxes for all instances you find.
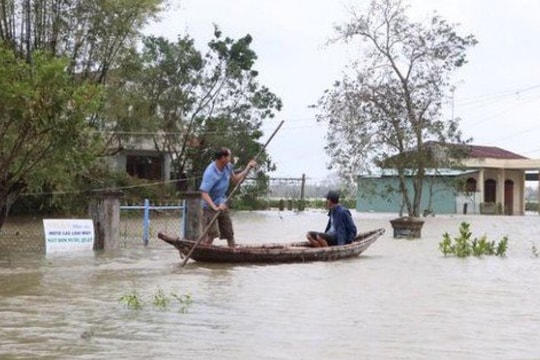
[1,210,540,360]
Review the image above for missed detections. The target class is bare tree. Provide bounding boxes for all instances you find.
[314,0,476,217]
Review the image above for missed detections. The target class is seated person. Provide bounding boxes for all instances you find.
[306,190,357,247]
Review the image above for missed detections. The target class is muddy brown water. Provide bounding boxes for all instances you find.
[1,211,540,359]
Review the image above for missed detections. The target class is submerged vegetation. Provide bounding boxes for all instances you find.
[439,222,508,257]
[119,290,145,310]
[119,289,193,313]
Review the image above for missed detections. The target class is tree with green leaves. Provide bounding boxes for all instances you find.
[106,27,282,193]
[0,49,102,229]
[0,0,164,229]
[314,0,476,218]
[0,0,163,83]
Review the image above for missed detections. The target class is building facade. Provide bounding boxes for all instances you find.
[356,145,540,215]
[107,137,173,181]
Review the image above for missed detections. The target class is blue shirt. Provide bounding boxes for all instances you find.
[199,162,234,208]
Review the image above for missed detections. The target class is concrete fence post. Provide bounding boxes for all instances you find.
[180,191,203,241]
[88,190,123,250]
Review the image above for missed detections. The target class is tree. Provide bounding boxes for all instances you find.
[0,0,164,229]
[0,0,164,83]
[0,49,102,229]
[106,28,282,191]
[314,0,476,218]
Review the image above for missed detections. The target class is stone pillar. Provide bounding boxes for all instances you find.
[477,169,484,201]
[88,190,123,250]
[477,169,484,214]
[498,170,505,214]
[180,191,203,241]
[520,171,526,215]
[538,170,540,215]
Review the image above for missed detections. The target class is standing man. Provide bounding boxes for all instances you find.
[199,147,257,247]
[306,190,357,247]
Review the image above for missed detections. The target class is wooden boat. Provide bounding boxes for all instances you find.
[157,228,385,264]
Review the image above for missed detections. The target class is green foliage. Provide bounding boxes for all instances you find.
[1,2,281,225]
[0,48,104,227]
[236,173,270,209]
[10,164,179,216]
[525,202,539,212]
[119,291,144,310]
[152,288,170,310]
[108,29,282,191]
[470,235,494,256]
[495,236,508,256]
[439,222,508,257]
[119,289,193,313]
[0,0,164,81]
[0,0,164,229]
[439,233,454,256]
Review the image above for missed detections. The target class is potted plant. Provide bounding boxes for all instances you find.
[313,0,476,238]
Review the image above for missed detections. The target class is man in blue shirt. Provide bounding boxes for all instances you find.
[306,190,357,247]
[199,147,256,247]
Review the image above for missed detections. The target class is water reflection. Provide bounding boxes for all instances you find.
[1,211,540,359]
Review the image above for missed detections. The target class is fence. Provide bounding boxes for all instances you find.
[0,199,186,255]
[0,216,46,254]
[119,199,186,246]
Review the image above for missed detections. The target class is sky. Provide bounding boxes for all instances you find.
[144,0,540,183]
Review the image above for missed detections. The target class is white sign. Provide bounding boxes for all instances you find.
[43,219,94,253]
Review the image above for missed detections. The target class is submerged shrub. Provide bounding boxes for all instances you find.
[152,288,170,310]
[119,289,193,312]
[119,290,144,310]
[171,292,193,313]
[439,222,508,257]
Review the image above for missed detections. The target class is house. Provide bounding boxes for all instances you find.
[107,136,173,181]
[356,144,540,215]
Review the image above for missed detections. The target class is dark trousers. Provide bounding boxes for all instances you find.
[307,231,337,246]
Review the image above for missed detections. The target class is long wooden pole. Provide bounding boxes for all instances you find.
[180,120,285,266]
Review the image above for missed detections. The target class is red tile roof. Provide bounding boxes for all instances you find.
[466,145,528,160]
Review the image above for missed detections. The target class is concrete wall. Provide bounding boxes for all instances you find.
[357,169,527,215]
[356,176,459,215]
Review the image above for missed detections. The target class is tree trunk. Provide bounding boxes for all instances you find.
[0,179,27,232]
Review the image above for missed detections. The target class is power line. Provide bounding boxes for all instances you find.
[461,93,540,128]
[492,123,540,144]
[455,83,540,108]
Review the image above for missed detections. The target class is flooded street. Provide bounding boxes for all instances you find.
[1,211,540,359]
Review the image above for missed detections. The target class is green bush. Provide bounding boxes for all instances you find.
[439,222,508,257]
[525,202,539,212]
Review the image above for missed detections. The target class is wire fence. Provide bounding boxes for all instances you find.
[0,200,185,255]
[119,200,185,247]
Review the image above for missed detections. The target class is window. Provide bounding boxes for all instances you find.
[484,179,496,203]
[126,155,162,180]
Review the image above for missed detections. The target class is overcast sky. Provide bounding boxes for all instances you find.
[144,0,540,182]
